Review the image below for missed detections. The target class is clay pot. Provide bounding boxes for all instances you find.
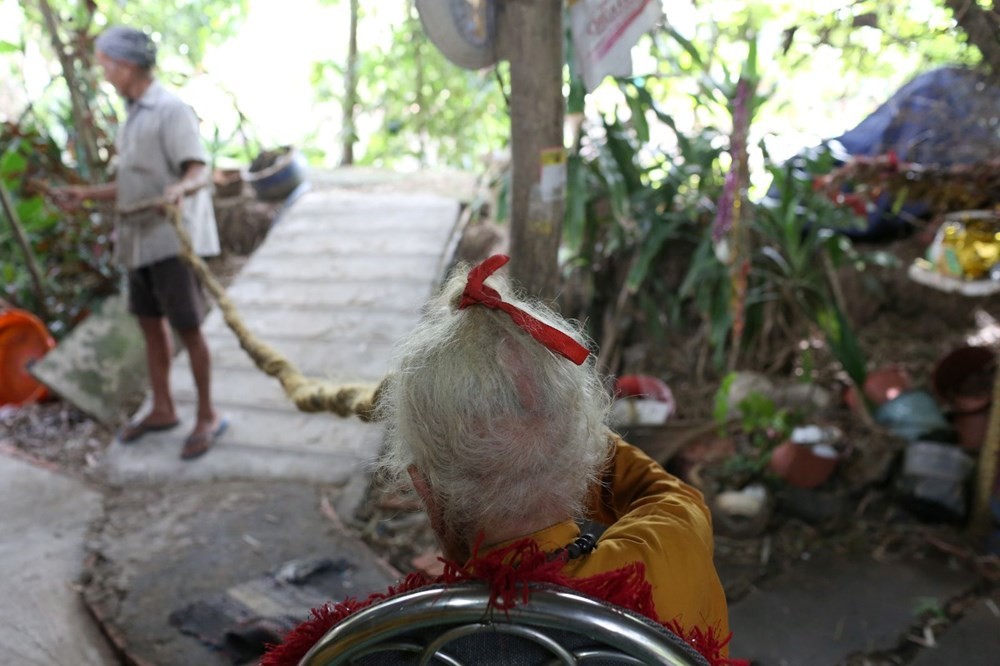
[769,441,840,489]
[933,345,995,402]
[844,365,912,412]
[212,168,243,198]
[931,345,995,451]
[953,408,990,451]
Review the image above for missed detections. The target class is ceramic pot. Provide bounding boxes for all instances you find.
[953,407,990,451]
[844,365,912,412]
[874,390,951,441]
[932,345,995,408]
[769,441,840,489]
[243,147,308,201]
[212,168,243,198]
[931,345,995,450]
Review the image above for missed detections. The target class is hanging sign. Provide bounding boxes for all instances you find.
[569,0,663,91]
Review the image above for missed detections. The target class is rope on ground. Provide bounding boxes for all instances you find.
[119,196,385,422]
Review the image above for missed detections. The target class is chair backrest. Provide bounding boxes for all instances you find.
[299,582,709,665]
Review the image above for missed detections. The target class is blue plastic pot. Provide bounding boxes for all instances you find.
[242,148,308,202]
[874,389,950,441]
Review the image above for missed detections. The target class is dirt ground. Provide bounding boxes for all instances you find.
[3,186,1000,664]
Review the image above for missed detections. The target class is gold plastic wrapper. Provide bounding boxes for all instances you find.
[933,213,1000,280]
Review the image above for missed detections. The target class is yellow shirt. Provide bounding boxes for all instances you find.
[489,436,730,638]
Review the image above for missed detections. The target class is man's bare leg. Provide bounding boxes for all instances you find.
[178,326,219,439]
[137,315,178,426]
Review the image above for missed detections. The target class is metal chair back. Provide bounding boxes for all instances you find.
[300,582,709,665]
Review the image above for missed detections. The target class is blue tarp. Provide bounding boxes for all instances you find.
[789,67,1000,239]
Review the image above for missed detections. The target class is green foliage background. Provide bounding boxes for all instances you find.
[0,0,985,362]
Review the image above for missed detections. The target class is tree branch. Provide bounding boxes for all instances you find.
[0,181,49,319]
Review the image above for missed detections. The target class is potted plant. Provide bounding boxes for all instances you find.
[768,425,844,489]
[242,146,308,202]
[931,345,996,450]
[701,383,798,536]
[710,385,797,488]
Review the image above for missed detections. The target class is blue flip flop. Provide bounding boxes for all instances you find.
[180,417,229,460]
[118,419,180,444]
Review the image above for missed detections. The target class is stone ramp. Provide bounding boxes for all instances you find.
[100,189,460,485]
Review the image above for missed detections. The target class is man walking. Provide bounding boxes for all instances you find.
[55,26,226,459]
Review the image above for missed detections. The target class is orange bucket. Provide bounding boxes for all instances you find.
[0,308,55,406]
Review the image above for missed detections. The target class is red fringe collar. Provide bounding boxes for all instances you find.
[260,538,744,666]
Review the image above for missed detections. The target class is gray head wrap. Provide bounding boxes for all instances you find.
[95,26,156,68]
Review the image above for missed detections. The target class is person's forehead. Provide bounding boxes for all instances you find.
[96,51,133,69]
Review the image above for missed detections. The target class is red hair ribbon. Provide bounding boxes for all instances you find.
[458,254,590,365]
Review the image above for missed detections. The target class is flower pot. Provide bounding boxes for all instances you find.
[932,345,995,399]
[931,345,995,450]
[212,168,243,198]
[0,307,54,406]
[874,390,950,441]
[844,365,912,412]
[242,146,308,202]
[769,441,840,489]
[953,407,990,451]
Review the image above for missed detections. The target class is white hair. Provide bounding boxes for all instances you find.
[377,263,612,539]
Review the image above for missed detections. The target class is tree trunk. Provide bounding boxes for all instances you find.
[496,0,566,300]
[943,0,1000,73]
[341,0,360,165]
[35,0,102,179]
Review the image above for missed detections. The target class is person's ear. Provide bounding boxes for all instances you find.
[408,465,469,562]
[408,465,435,510]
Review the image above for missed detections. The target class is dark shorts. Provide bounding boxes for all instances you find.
[128,256,206,330]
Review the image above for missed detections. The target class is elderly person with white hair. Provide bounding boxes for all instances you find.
[262,254,731,665]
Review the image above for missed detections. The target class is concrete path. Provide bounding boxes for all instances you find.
[728,553,980,665]
[0,452,118,665]
[100,189,461,485]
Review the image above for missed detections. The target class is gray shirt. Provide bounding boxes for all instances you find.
[114,81,220,269]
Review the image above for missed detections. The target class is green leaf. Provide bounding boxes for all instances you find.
[0,40,20,54]
[625,216,680,292]
[495,171,509,225]
[624,85,650,144]
[0,149,27,178]
[713,372,737,427]
[563,154,587,254]
[16,196,44,224]
[815,304,867,388]
[663,26,704,68]
[602,117,643,194]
